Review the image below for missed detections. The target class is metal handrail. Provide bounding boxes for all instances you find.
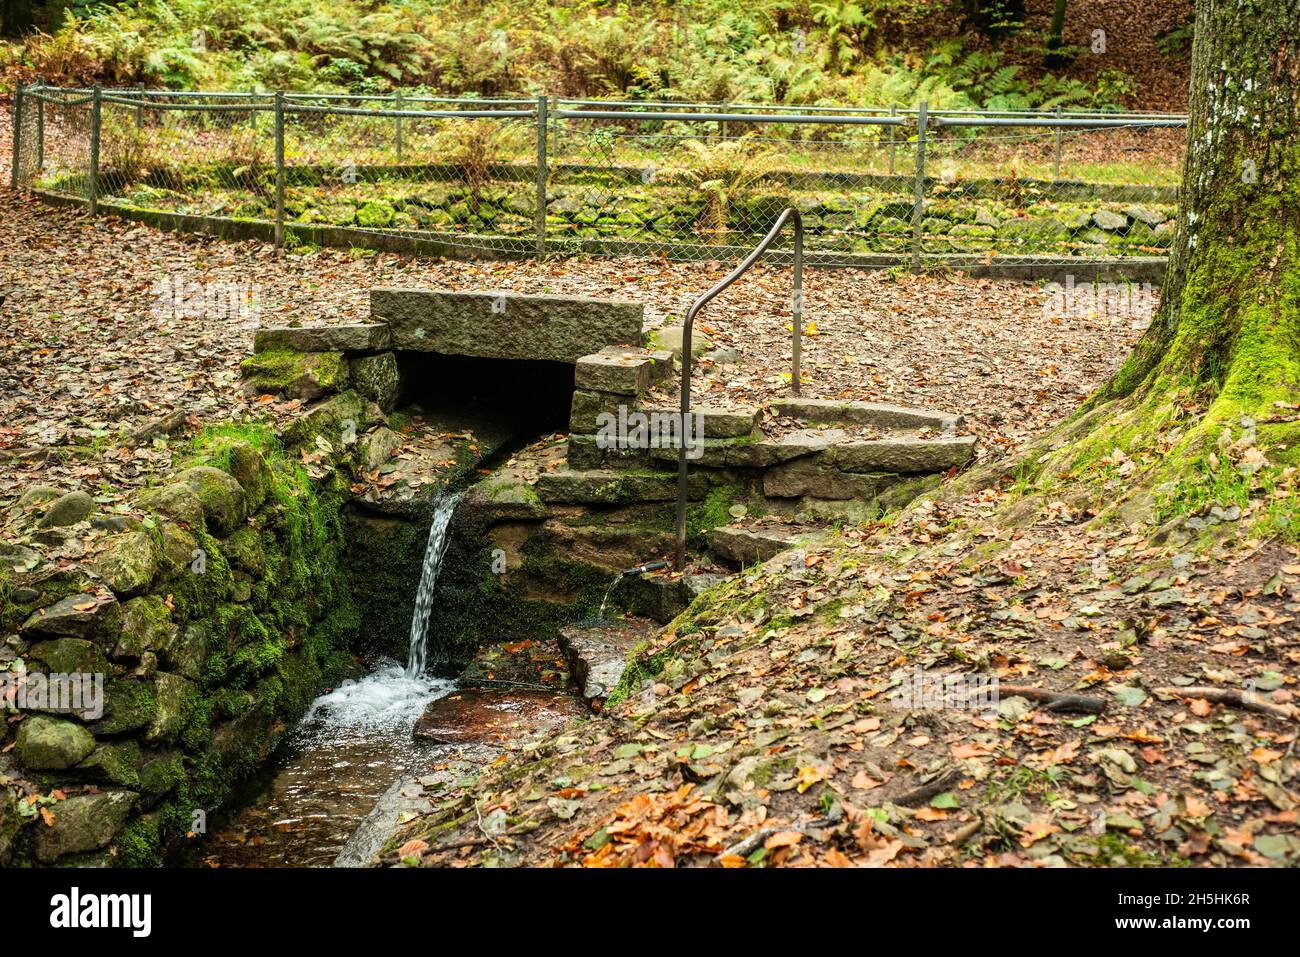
[673,206,803,571]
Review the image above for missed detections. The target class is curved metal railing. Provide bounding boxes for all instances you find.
[673,206,804,570]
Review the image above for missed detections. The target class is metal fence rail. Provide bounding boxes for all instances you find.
[12,83,1187,270]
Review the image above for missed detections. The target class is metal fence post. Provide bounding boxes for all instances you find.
[887,102,897,176]
[89,84,102,215]
[136,84,145,128]
[910,100,928,274]
[35,77,45,170]
[394,89,403,160]
[535,94,548,256]
[274,90,285,250]
[1053,106,1062,181]
[10,81,23,189]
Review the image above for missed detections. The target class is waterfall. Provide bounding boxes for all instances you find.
[405,489,463,678]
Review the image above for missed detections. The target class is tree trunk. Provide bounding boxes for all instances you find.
[1069,0,1300,485]
[959,0,1300,530]
[1044,0,1069,66]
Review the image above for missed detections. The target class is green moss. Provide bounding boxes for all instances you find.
[240,350,349,397]
[115,814,163,868]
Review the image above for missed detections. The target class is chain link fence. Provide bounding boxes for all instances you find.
[12,84,1185,270]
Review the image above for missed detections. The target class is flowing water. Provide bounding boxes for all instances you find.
[189,491,465,867]
[406,491,463,677]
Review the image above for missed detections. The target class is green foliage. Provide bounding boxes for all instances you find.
[6,0,1135,110]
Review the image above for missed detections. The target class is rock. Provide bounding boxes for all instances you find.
[351,352,401,412]
[360,426,403,472]
[240,350,349,401]
[639,405,758,439]
[534,470,707,505]
[724,428,846,468]
[703,346,742,365]
[92,679,158,735]
[769,397,961,432]
[763,460,898,500]
[833,435,976,473]
[114,595,175,660]
[574,347,664,395]
[159,623,209,682]
[221,526,266,575]
[94,525,157,596]
[282,392,377,452]
[413,687,583,742]
[139,482,204,530]
[647,325,712,358]
[372,288,643,362]
[569,389,629,434]
[1092,209,1129,232]
[974,208,1001,228]
[222,441,273,512]
[28,637,111,677]
[145,672,191,745]
[1123,204,1164,226]
[15,485,62,513]
[254,323,391,353]
[174,466,247,536]
[15,715,96,769]
[37,490,94,529]
[0,541,42,573]
[557,618,659,706]
[75,740,142,787]
[22,593,122,641]
[34,790,137,864]
[708,525,799,566]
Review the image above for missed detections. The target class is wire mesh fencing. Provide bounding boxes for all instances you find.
[12,84,1186,270]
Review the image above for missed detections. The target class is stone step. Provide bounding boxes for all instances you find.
[534,469,707,505]
[832,435,976,473]
[558,618,660,707]
[371,289,643,362]
[708,524,801,566]
[574,346,674,395]
[254,323,390,354]
[770,397,961,432]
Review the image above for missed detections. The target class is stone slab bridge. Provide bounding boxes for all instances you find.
[248,287,975,557]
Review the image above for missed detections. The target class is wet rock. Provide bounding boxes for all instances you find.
[351,352,401,412]
[558,618,660,706]
[22,592,122,641]
[15,715,96,769]
[94,524,157,596]
[254,323,391,353]
[413,687,583,744]
[373,289,643,362]
[175,466,247,536]
[34,790,137,864]
[37,490,94,529]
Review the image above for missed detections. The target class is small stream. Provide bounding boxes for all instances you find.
[187,491,472,868]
